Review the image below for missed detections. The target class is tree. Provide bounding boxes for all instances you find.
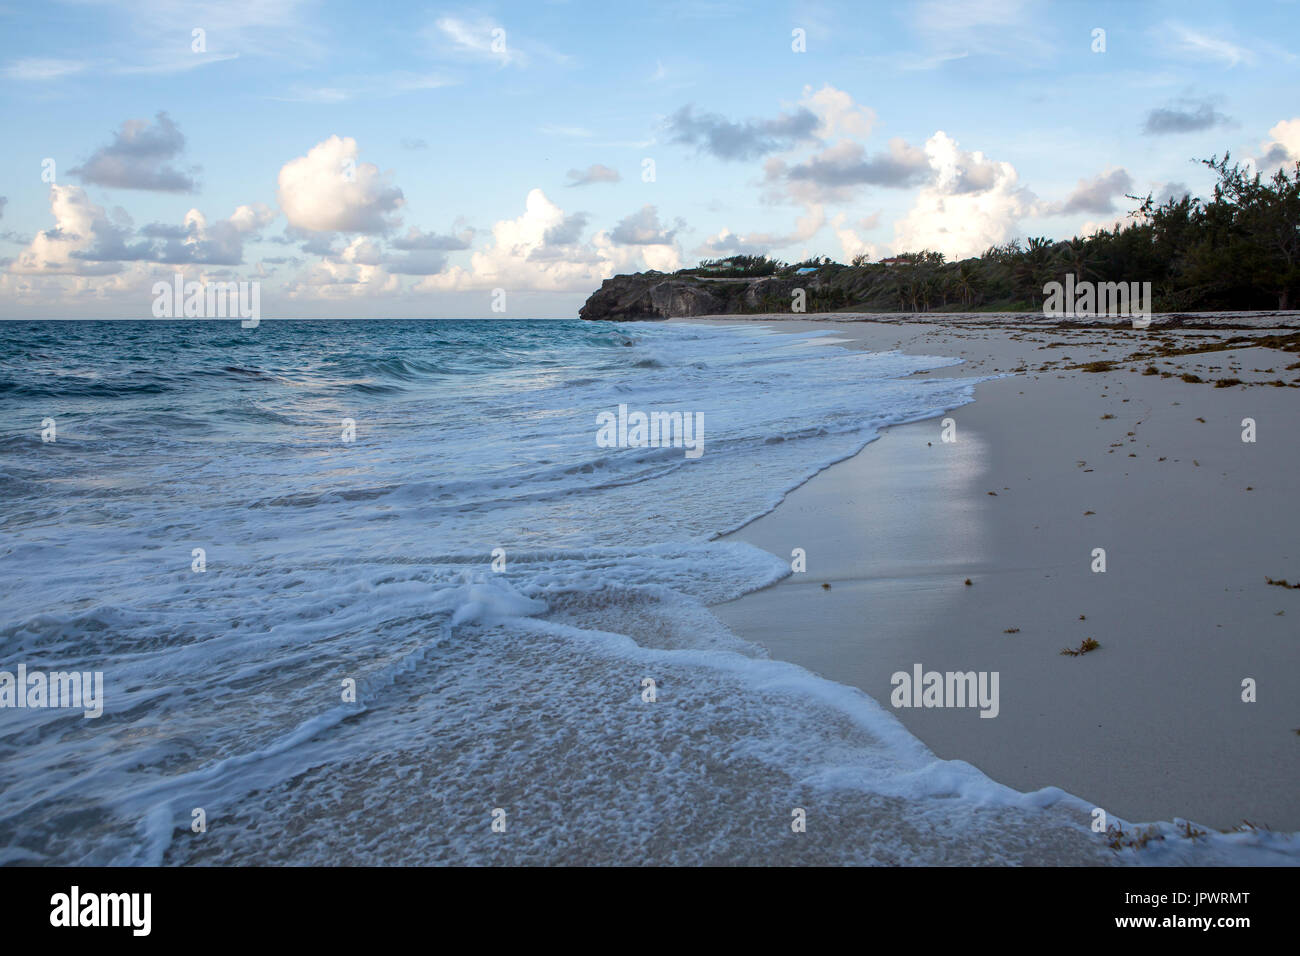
[1196,153,1300,309]
[954,262,978,307]
[1055,238,1097,283]
[1013,237,1055,307]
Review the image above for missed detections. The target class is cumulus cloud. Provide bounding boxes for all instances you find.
[8,186,129,275]
[1256,118,1300,170]
[799,84,877,139]
[389,225,474,250]
[780,138,932,201]
[696,206,826,258]
[415,189,676,293]
[69,112,198,192]
[694,229,769,258]
[892,131,1037,259]
[287,236,402,299]
[751,87,904,204]
[566,164,620,186]
[1057,167,1135,215]
[7,185,275,276]
[1154,181,1191,205]
[667,105,820,161]
[1142,101,1232,135]
[1257,142,1292,169]
[384,250,449,275]
[339,236,384,266]
[831,212,880,263]
[277,136,404,233]
[141,204,276,265]
[540,212,589,248]
[287,221,473,283]
[609,206,682,245]
[298,234,340,257]
[1076,217,1126,239]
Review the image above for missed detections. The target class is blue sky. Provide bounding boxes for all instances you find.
[0,0,1297,317]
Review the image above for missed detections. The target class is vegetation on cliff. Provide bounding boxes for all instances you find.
[580,155,1300,319]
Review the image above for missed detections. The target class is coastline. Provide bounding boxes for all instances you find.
[678,314,1300,833]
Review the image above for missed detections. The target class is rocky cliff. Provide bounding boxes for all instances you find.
[578,273,814,321]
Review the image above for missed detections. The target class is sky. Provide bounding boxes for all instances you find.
[0,0,1297,318]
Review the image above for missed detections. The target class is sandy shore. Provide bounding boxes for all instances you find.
[683,313,1300,833]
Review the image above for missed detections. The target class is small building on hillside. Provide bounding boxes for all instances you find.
[794,266,819,275]
[879,256,913,267]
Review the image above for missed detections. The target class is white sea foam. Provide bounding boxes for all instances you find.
[0,320,1293,865]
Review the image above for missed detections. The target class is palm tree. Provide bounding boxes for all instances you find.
[954,262,978,307]
[1014,236,1055,307]
[1055,238,1097,284]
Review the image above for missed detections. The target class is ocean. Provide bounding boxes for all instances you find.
[0,319,1288,865]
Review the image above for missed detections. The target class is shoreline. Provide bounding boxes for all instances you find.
[677,314,1299,833]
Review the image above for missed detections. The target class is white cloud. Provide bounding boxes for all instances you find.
[1075,217,1126,238]
[110,0,319,73]
[227,204,277,234]
[3,58,90,80]
[609,206,682,245]
[759,87,924,205]
[1,185,277,317]
[428,16,570,68]
[140,203,275,265]
[831,213,879,262]
[799,84,877,140]
[277,136,404,234]
[7,186,122,276]
[287,240,402,299]
[1269,119,1300,156]
[6,185,277,280]
[696,206,826,258]
[417,189,672,292]
[1162,23,1256,68]
[276,72,456,103]
[912,0,1042,60]
[861,50,970,72]
[893,131,1038,258]
[1257,118,1300,169]
[695,228,768,258]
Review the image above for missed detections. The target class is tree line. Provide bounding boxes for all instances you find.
[677,155,1300,312]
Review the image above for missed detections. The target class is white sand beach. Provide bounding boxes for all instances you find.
[689,314,1300,833]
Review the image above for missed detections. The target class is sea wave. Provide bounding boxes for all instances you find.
[2,319,1291,865]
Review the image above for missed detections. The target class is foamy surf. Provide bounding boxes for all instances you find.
[0,319,1293,865]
